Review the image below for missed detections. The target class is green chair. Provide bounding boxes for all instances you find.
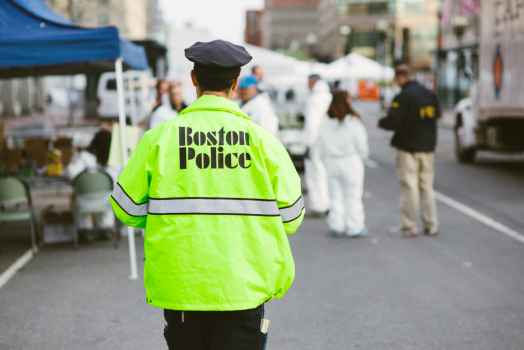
[0,177,37,252]
[72,168,118,248]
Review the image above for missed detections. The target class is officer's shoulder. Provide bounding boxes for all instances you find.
[408,81,431,94]
[245,120,283,148]
[143,118,181,140]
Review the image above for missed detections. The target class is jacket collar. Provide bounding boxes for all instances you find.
[179,94,250,120]
[402,80,418,91]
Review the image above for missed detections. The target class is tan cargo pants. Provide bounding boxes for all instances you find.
[396,151,438,233]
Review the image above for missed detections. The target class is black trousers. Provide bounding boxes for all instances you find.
[163,304,268,350]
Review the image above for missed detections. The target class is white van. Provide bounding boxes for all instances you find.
[97,71,154,123]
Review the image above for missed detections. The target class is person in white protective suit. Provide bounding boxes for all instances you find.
[238,75,279,135]
[148,80,176,129]
[304,74,332,214]
[316,90,369,237]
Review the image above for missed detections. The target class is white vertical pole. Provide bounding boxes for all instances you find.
[127,73,139,125]
[115,58,138,281]
[140,72,149,122]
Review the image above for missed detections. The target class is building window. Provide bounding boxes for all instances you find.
[345,1,390,16]
[369,2,388,15]
[399,0,425,15]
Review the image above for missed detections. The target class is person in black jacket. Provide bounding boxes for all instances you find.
[378,64,441,238]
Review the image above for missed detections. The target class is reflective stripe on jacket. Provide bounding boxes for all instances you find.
[110,95,304,311]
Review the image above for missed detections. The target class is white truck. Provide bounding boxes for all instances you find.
[97,71,154,124]
[454,1,524,163]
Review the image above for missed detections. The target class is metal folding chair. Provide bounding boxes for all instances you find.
[72,168,118,248]
[0,176,37,252]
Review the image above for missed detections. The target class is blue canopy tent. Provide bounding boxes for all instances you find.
[0,0,148,78]
[0,0,146,279]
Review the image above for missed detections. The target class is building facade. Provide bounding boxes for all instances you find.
[245,10,266,47]
[264,0,339,61]
[436,0,481,107]
[336,0,395,62]
[393,0,440,69]
[259,0,440,66]
[336,0,439,69]
[47,0,162,40]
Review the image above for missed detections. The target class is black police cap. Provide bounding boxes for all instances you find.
[185,40,252,68]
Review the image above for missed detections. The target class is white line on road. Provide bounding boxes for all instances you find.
[0,248,36,289]
[370,157,524,244]
[365,159,379,168]
[435,192,524,245]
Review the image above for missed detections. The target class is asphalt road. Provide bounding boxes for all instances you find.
[1,102,523,349]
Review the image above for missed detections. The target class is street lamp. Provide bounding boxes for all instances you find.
[452,16,469,103]
[452,16,469,42]
[376,19,389,65]
[306,32,318,59]
[339,25,351,56]
[339,25,351,36]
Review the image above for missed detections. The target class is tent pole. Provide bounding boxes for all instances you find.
[115,58,138,281]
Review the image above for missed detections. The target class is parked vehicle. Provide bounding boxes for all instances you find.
[454,2,524,163]
[97,71,153,123]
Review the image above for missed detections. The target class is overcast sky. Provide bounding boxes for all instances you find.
[160,0,264,43]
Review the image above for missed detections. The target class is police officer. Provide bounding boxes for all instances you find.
[378,64,441,238]
[110,40,305,349]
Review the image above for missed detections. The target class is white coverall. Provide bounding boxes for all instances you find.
[316,117,369,235]
[304,80,332,212]
[241,92,279,136]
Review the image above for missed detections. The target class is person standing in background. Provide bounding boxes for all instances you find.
[152,79,170,112]
[148,79,175,129]
[304,74,332,216]
[239,75,279,136]
[251,65,267,92]
[378,64,440,238]
[316,90,369,237]
[169,81,188,113]
[87,119,113,167]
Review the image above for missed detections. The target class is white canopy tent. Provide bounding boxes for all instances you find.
[322,53,394,82]
[243,45,315,85]
[167,26,320,96]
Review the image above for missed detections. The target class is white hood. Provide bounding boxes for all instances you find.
[312,80,331,95]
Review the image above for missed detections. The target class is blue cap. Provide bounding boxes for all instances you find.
[239,75,258,89]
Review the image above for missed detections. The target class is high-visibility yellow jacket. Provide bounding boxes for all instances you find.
[110,94,304,311]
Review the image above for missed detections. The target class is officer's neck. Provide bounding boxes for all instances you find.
[198,90,232,99]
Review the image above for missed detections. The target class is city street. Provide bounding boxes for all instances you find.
[1,103,524,349]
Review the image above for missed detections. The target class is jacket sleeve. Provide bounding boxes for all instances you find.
[109,131,152,228]
[378,93,404,131]
[304,92,331,147]
[354,121,369,160]
[262,132,305,235]
[434,94,442,120]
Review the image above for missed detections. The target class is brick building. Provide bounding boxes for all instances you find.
[245,10,266,47]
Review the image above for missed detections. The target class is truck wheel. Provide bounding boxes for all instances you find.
[454,127,476,163]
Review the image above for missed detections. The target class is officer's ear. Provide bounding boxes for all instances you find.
[190,70,198,87]
[231,78,239,93]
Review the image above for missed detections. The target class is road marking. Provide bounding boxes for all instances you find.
[435,192,524,244]
[0,248,36,289]
[365,159,379,168]
[369,157,524,244]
